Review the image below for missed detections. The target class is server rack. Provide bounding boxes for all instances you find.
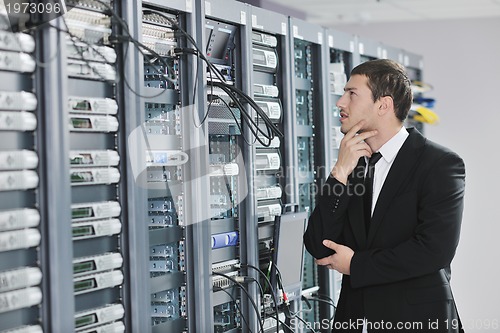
[316,28,356,328]
[63,0,128,331]
[354,35,381,65]
[381,43,404,64]
[0,9,46,333]
[402,50,426,133]
[287,17,327,328]
[248,5,294,332]
[203,1,254,332]
[0,1,424,332]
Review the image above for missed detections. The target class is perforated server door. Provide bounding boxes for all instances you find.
[0,10,43,333]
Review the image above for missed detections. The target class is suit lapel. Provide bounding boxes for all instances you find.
[366,128,426,247]
[348,158,368,249]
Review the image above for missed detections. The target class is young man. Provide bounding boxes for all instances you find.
[303,59,465,332]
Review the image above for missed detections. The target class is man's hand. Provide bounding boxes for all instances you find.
[315,240,354,275]
[331,121,378,184]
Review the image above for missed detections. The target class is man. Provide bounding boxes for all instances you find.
[303,59,465,332]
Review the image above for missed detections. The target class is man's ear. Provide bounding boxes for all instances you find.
[377,95,394,116]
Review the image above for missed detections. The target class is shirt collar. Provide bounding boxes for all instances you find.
[378,126,409,164]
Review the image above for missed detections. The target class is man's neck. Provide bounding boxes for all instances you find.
[366,124,403,152]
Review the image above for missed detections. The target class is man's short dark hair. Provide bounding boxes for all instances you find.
[351,59,413,122]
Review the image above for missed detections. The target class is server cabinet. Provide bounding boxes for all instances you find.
[203,1,254,332]
[402,51,426,133]
[63,0,128,331]
[125,0,203,332]
[381,43,404,63]
[318,28,356,327]
[287,17,327,328]
[0,9,45,333]
[354,35,382,65]
[249,6,294,332]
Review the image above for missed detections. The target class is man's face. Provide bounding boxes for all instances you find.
[336,74,378,134]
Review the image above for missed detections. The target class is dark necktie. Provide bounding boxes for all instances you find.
[364,152,382,234]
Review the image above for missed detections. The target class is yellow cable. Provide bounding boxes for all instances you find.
[411,104,440,124]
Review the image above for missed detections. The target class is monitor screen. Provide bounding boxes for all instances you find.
[276,211,307,291]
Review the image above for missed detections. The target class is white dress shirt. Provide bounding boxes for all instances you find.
[362,126,409,333]
[365,126,409,216]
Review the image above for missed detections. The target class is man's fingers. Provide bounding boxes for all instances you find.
[315,258,330,266]
[355,130,378,142]
[343,120,366,140]
[323,239,339,250]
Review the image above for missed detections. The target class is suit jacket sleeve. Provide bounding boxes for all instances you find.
[303,176,352,259]
[350,152,466,288]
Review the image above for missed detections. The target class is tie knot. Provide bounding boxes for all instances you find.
[368,152,382,166]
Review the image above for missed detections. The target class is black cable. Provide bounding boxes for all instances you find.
[243,264,280,333]
[212,272,266,333]
[212,82,275,146]
[215,286,253,333]
[212,82,276,144]
[305,296,336,321]
[214,82,284,138]
[141,8,226,83]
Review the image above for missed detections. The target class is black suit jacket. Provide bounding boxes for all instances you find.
[304,128,466,332]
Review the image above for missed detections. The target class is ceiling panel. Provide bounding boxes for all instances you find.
[268,0,500,25]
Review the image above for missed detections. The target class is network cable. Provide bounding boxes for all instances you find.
[212,271,266,333]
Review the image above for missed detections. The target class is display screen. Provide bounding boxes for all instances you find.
[73,260,96,275]
[72,207,94,219]
[72,225,94,238]
[75,314,97,328]
[70,153,94,165]
[72,100,92,111]
[74,278,96,293]
[71,117,93,129]
[208,28,231,59]
[71,171,94,183]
